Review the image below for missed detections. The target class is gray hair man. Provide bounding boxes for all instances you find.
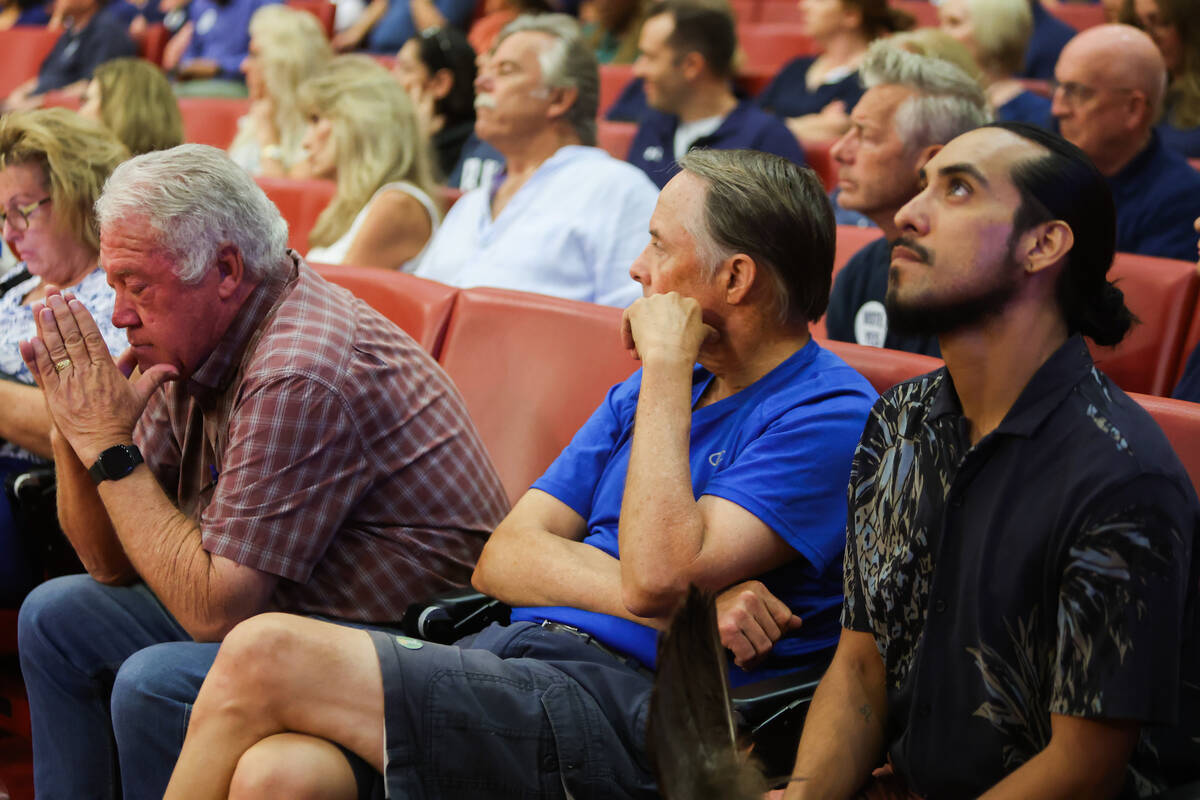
[825,40,990,356]
[16,143,509,798]
[1051,23,1200,261]
[411,14,658,307]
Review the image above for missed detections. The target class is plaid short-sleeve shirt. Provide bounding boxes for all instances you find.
[134,256,509,623]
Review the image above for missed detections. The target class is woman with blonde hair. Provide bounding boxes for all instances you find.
[0,108,129,603]
[939,0,1051,125]
[228,3,333,176]
[80,58,184,156]
[1135,0,1200,157]
[302,55,440,271]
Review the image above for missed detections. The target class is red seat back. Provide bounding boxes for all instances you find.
[138,23,170,65]
[806,138,837,192]
[178,97,250,149]
[833,224,884,277]
[737,24,820,74]
[890,0,939,28]
[757,1,804,24]
[286,0,335,36]
[1130,392,1200,498]
[255,176,337,253]
[1178,304,1200,389]
[437,288,640,503]
[1088,252,1199,396]
[1044,0,1105,31]
[312,264,459,355]
[597,120,638,160]
[599,63,635,117]
[820,337,943,394]
[0,26,60,98]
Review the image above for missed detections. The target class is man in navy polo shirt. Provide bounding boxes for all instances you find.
[781,123,1198,799]
[161,149,877,798]
[625,0,805,189]
[1051,23,1200,262]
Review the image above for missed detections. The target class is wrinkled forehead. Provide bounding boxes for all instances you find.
[491,30,555,75]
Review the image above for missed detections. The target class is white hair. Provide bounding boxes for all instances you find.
[95,144,291,283]
[860,39,992,152]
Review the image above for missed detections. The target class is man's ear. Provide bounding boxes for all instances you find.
[679,50,705,82]
[213,243,247,300]
[545,85,579,122]
[722,253,757,305]
[914,143,942,171]
[1019,220,1074,275]
[429,67,454,101]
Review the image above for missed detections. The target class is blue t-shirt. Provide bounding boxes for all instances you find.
[627,100,807,189]
[756,56,864,119]
[1108,130,1200,261]
[183,0,278,80]
[1021,1,1075,80]
[365,0,476,53]
[512,339,877,685]
[995,89,1052,127]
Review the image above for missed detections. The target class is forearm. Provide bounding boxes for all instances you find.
[978,720,1136,800]
[785,648,888,799]
[0,380,53,458]
[52,428,135,583]
[97,466,244,640]
[473,521,665,629]
[618,353,704,616]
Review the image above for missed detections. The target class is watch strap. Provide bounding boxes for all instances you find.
[88,444,144,485]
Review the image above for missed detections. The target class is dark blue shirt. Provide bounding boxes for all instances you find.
[103,0,166,26]
[1108,131,1200,261]
[34,12,136,94]
[995,89,1052,127]
[825,236,941,358]
[1021,0,1075,80]
[605,76,647,122]
[182,0,277,80]
[364,0,476,53]
[844,336,1198,798]
[627,100,806,189]
[514,340,877,684]
[1158,119,1200,160]
[756,56,863,119]
[1174,344,1200,403]
[447,132,503,191]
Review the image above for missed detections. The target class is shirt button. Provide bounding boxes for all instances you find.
[934,599,947,613]
[541,754,558,772]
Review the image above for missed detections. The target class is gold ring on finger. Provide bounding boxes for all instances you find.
[53,358,72,373]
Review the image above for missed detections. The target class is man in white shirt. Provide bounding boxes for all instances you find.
[411,14,656,308]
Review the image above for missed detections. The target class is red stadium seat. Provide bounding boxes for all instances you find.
[1130,392,1200,498]
[312,264,460,355]
[820,338,942,394]
[1044,0,1105,31]
[39,89,80,109]
[137,23,170,65]
[833,224,884,276]
[0,26,60,99]
[1088,252,1199,396]
[806,138,837,192]
[437,185,463,211]
[757,1,804,25]
[890,0,939,28]
[255,176,336,253]
[597,120,638,160]
[599,63,635,117]
[436,288,639,503]
[177,96,250,149]
[286,0,336,37]
[737,24,820,74]
[1177,302,1200,389]
[736,66,775,98]
[731,0,760,25]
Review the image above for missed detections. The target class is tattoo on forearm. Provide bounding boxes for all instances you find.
[858,703,872,723]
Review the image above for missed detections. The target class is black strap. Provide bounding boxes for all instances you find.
[0,266,30,297]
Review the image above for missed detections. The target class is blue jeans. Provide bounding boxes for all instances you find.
[18,575,219,799]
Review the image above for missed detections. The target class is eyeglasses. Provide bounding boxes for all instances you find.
[0,197,51,232]
[1050,81,1138,106]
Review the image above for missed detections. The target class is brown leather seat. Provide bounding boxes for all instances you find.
[436,288,639,503]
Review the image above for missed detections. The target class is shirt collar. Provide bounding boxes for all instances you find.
[186,252,299,398]
[925,335,1095,438]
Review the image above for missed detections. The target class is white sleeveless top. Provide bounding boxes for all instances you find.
[306,181,440,268]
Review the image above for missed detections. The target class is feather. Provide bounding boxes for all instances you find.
[648,585,768,800]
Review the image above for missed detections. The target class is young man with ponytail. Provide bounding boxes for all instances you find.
[782,122,1199,799]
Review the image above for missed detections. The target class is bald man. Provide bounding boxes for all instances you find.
[1052,24,1200,261]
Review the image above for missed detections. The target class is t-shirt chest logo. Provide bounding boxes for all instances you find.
[708,449,726,466]
[642,146,665,163]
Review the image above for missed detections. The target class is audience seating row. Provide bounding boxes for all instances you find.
[311,264,1200,505]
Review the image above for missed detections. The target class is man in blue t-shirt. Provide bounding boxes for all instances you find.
[160,149,876,798]
[626,0,806,189]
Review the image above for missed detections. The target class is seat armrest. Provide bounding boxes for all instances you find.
[730,660,828,733]
[399,587,511,644]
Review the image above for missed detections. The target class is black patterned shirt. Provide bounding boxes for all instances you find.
[843,335,1199,798]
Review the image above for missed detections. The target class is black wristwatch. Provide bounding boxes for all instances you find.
[88,444,144,485]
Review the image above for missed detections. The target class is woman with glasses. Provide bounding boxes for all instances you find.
[1134,0,1200,158]
[302,55,441,271]
[939,0,1052,127]
[228,3,333,177]
[391,25,477,181]
[0,108,130,604]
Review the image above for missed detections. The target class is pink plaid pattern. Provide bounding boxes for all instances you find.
[135,257,509,623]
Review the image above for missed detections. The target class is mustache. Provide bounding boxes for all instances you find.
[891,237,933,264]
[474,93,496,109]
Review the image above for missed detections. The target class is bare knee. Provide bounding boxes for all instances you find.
[191,613,314,730]
[228,733,360,800]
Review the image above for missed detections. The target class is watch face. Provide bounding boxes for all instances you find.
[97,445,141,480]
